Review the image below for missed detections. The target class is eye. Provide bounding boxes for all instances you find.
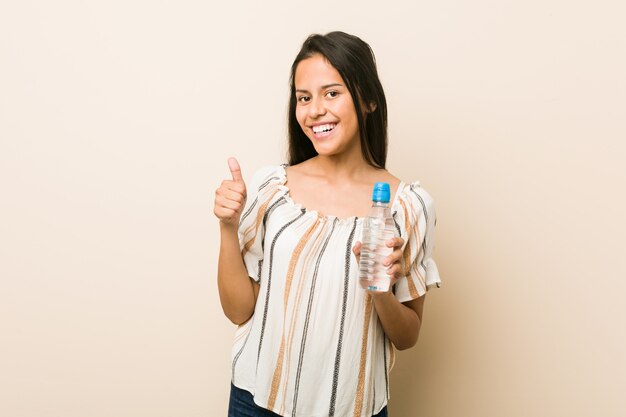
[297,95,310,103]
[326,91,339,98]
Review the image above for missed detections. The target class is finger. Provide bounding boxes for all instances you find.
[218,180,246,197]
[220,188,246,204]
[215,195,243,212]
[214,205,236,216]
[383,247,404,267]
[387,244,404,261]
[386,236,404,248]
[352,241,362,264]
[386,263,402,279]
[228,157,243,182]
[214,206,237,220]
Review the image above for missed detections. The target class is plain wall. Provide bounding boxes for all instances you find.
[1,1,625,416]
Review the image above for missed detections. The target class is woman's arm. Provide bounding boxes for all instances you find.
[214,158,259,325]
[354,237,426,350]
[370,289,425,350]
[217,223,259,325]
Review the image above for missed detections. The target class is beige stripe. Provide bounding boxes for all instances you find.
[410,259,426,292]
[410,220,427,290]
[399,199,419,299]
[279,221,327,414]
[267,218,320,410]
[389,339,396,370]
[364,322,381,417]
[353,293,373,417]
[242,188,280,258]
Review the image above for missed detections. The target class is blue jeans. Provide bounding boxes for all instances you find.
[228,383,388,416]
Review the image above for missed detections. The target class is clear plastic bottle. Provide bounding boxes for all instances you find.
[359,182,396,292]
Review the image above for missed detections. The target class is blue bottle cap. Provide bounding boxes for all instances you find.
[371,182,390,203]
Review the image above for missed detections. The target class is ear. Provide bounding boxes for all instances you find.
[367,101,377,113]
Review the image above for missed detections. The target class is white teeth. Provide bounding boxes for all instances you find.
[312,123,336,133]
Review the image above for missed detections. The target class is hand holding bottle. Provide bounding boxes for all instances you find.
[214,157,247,227]
[356,182,400,292]
[353,236,405,294]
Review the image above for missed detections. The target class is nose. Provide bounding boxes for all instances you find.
[308,96,326,118]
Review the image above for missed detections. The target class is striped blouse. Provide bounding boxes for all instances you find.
[232,165,440,417]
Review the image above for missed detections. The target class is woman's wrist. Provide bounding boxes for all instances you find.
[219,220,239,234]
[369,289,395,303]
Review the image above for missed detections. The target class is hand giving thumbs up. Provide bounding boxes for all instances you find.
[214,157,248,227]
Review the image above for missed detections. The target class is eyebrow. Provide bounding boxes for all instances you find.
[295,83,344,93]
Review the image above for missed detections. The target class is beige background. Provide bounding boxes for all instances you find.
[1,1,625,416]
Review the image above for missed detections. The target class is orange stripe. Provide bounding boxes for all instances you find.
[410,220,426,290]
[242,188,280,258]
[353,294,373,417]
[267,218,320,409]
[411,260,426,292]
[279,221,327,414]
[365,322,381,417]
[399,199,419,299]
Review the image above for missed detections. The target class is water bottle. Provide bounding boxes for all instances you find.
[359,182,396,292]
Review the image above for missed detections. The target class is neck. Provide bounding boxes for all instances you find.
[308,153,379,181]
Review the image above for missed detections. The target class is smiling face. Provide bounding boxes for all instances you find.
[294,54,361,158]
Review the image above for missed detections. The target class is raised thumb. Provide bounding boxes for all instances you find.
[228,157,243,182]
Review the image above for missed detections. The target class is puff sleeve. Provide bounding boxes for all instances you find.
[237,165,282,282]
[393,183,441,303]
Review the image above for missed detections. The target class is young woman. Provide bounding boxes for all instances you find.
[214,31,440,417]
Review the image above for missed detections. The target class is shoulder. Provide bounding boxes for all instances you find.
[247,164,287,189]
[403,182,435,210]
[393,181,436,230]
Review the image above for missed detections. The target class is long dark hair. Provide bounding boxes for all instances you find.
[287,31,388,168]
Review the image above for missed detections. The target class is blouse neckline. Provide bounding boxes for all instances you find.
[275,164,406,225]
